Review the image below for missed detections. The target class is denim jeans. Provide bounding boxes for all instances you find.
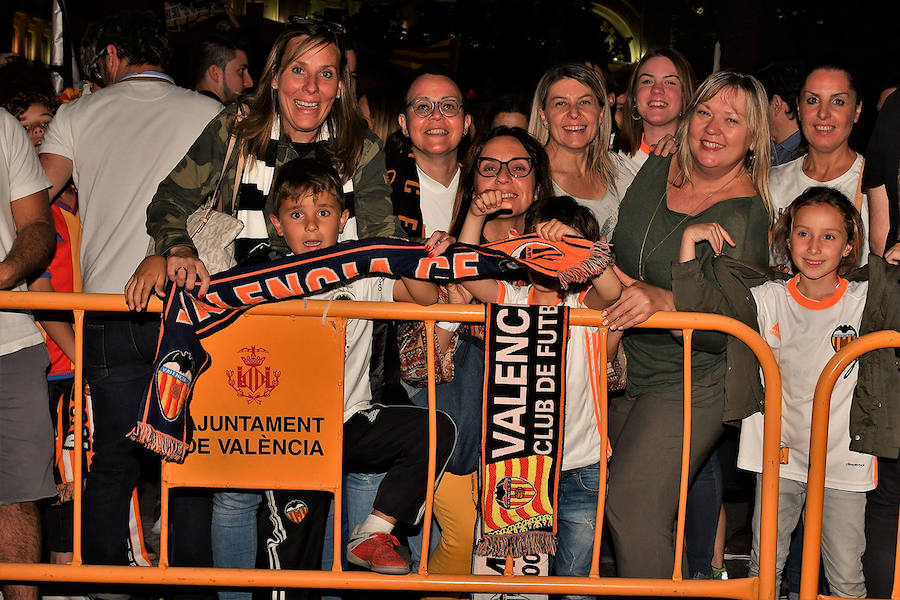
[321,472,385,572]
[555,463,601,600]
[685,450,723,578]
[212,491,261,600]
[409,337,484,475]
[319,473,391,600]
[82,315,160,565]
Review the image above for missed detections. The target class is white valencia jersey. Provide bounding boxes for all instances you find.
[308,276,395,422]
[738,276,875,491]
[497,282,605,471]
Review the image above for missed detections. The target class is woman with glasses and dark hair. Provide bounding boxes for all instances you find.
[386,126,553,582]
[616,48,696,176]
[390,73,471,241]
[527,63,634,240]
[133,19,399,599]
[336,72,478,583]
[449,126,553,240]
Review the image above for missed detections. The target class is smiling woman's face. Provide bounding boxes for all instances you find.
[475,135,536,217]
[399,74,469,158]
[541,77,602,151]
[634,56,683,128]
[273,36,342,143]
[686,86,753,173]
[798,68,860,155]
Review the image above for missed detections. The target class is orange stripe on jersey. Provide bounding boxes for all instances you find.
[787,275,848,310]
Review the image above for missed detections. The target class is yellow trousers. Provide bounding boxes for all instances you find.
[421,471,478,600]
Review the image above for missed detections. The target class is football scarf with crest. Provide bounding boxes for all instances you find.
[129,235,611,461]
[477,303,569,558]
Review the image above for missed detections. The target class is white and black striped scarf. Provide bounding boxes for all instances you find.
[233,116,357,260]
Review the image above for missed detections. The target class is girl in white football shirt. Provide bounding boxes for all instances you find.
[679,186,870,597]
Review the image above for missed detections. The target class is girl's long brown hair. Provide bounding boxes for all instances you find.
[771,186,864,274]
[618,48,695,156]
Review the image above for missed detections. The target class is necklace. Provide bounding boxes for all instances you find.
[637,169,745,280]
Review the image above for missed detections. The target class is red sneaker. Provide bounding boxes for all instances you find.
[346,530,410,575]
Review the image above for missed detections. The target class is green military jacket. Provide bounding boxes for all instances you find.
[147,104,401,257]
[673,255,900,458]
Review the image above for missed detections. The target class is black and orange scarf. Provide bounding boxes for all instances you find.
[129,235,611,461]
[477,303,569,558]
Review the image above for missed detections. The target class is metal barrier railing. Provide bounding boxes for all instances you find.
[801,331,900,600]
[0,290,783,599]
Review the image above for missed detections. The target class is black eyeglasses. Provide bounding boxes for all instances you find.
[476,157,534,179]
[407,97,463,118]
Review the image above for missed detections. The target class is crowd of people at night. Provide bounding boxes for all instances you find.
[1,7,900,600]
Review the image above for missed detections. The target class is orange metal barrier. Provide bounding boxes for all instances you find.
[801,331,900,600]
[0,290,782,599]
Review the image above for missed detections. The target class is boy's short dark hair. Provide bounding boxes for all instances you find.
[2,89,58,119]
[271,158,345,213]
[524,195,601,242]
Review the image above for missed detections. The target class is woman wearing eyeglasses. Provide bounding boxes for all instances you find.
[392,119,550,590]
[449,126,553,242]
[340,73,478,591]
[390,73,471,239]
[527,63,634,240]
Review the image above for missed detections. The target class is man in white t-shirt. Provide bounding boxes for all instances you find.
[0,108,55,600]
[38,10,221,566]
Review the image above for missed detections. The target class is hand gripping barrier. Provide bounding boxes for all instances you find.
[0,291,782,600]
[800,331,900,600]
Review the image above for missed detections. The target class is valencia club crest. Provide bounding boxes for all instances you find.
[495,476,537,511]
[831,324,858,352]
[156,351,194,422]
[831,324,860,378]
[284,499,308,524]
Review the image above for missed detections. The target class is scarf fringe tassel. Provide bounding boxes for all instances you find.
[557,241,613,289]
[128,423,188,463]
[55,482,74,504]
[475,531,557,558]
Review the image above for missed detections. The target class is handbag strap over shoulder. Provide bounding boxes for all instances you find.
[213,133,239,213]
[230,141,246,217]
[854,157,866,213]
[225,106,249,217]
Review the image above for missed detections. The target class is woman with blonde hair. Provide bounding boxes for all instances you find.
[528,63,633,239]
[603,71,772,578]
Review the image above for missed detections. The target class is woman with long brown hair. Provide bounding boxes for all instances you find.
[144,20,397,297]
[137,20,398,599]
[616,48,696,176]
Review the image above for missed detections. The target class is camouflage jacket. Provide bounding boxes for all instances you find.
[147,104,401,256]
